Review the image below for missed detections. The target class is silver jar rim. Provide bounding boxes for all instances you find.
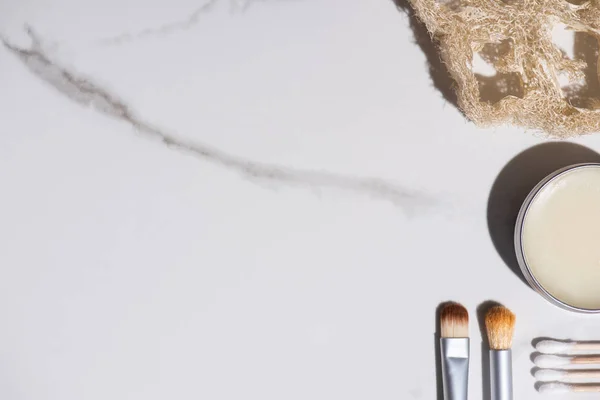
[514,163,600,313]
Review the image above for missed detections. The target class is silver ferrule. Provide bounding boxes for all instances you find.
[440,338,469,400]
[490,350,513,400]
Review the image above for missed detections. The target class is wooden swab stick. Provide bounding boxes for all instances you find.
[534,354,600,368]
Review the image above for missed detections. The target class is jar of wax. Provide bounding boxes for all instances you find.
[515,163,600,313]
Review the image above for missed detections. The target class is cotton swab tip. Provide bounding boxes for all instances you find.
[534,354,572,368]
[534,369,567,381]
[536,339,574,354]
[537,382,571,394]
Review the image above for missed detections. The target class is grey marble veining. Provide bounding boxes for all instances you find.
[93,0,219,46]
[2,27,434,212]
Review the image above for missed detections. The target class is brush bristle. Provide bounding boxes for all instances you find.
[485,305,515,350]
[440,303,469,338]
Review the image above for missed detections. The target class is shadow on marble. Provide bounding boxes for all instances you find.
[530,351,542,363]
[392,0,523,111]
[533,381,545,392]
[477,300,502,400]
[487,142,600,286]
[391,0,459,110]
[531,337,554,349]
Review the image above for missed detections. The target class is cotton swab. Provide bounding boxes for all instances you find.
[535,369,600,382]
[537,339,600,354]
[534,354,600,368]
[538,382,600,394]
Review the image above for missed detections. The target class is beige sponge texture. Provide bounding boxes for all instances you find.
[408,0,600,137]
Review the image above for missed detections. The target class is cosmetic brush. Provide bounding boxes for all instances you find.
[535,369,600,382]
[538,382,600,394]
[440,303,469,400]
[537,339,600,354]
[534,354,600,368]
[485,305,515,400]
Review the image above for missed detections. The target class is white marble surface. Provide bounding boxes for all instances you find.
[3,0,600,399]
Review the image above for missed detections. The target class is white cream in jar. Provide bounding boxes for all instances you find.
[521,165,600,310]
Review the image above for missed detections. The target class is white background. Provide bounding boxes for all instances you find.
[2,0,600,399]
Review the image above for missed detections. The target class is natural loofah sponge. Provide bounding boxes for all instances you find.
[408,0,600,137]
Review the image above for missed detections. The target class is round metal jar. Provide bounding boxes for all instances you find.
[514,163,600,313]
